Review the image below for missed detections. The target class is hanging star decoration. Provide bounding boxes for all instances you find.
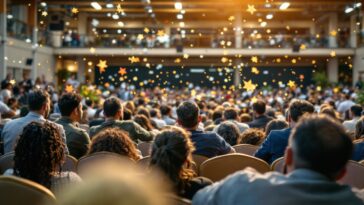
[174,58,181,63]
[330,30,337,37]
[144,27,150,33]
[71,7,79,14]
[300,44,307,50]
[228,16,235,21]
[89,47,96,54]
[118,67,127,76]
[41,11,48,16]
[252,67,260,74]
[157,30,165,36]
[330,51,336,57]
[251,56,258,63]
[246,5,257,15]
[116,4,124,13]
[287,80,296,88]
[183,53,189,59]
[128,56,140,63]
[97,60,108,73]
[243,80,257,92]
[65,85,74,93]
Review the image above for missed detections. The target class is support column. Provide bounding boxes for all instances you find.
[165,25,171,48]
[28,0,38,81]
[350,15,358,48]
[77,13,88,47]
[234,60,242,88]
[328,13,338,48]
[0,0,7,80]
[77,57,85,83]
[233,12,242,87]
[327,57,339,83]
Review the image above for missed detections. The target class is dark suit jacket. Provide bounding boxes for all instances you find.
[248,115,273,130]
[255,128,292,164]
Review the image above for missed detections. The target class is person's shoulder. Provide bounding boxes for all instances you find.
[57,171,82,182]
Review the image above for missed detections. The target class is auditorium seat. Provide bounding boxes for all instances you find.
[271,157,285,172]
[339,160,364,189]
[359,160,364,166]
[138,156,151,167]
[0,151,14,174]
[232,144,259,156]
[199,153,270,182]
[166,194,191,205]
[0,176,56,205]
[192,154,209,175]
[61,155,78,172]
[137,142,153,157]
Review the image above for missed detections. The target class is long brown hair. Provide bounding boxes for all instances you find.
[150,127,196,194]
[134,114,154,131]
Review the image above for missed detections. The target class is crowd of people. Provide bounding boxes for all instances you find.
[1,74,364,204]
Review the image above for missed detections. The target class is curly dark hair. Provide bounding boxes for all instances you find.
[13,121,65,189]
[88,128,140,161]
[238,128,265,146]
[150,127,196,195]
[134,114,154,131]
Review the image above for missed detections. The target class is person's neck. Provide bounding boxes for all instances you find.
[30,110,44,117]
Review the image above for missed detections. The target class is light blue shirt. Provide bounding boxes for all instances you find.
[193,168,364,205]
[2,112,68,154]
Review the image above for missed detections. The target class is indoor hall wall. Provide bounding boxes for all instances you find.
[6,37,55,82]
[353,47,364,85]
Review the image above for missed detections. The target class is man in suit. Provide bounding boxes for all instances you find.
[248,100,273,130]
[255,99,314,164]
[193,115,364,205]
[2,89,68,154]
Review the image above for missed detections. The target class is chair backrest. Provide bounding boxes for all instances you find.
[339,160,364,189]
[271,157,285,173]
[77,152,132,175]
[138,156,151,167]
[192,154,209,175]
[61,155,78,172]
[0,176,56,205]
[199,153,270,182]
[166,194,191,205]
[360,160,364,166]
[137,142,152,157]
[232,144,259,156]
[0,151,14,174]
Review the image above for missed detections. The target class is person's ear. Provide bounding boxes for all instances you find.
[198,116,202,123]
[284,146,293,173]
[335,167,347,181]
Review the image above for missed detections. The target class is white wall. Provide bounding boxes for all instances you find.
[353,47,364,85]
[6,37,55,82]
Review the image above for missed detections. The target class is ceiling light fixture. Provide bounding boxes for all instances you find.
[279,2,290,10]
[266,14,273,19]
[91,2,102,10]
[175,2,183,10]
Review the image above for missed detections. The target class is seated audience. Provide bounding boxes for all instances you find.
[6,121,81,195]
[240,113,252,123]
[343,104,362,133]
[237,128,265,146]
[133,114,160,135]
[216,121,240,146]
[352,118,364,161]
[248,100,273,129]
[176,101,234,158]
[150,127,212,199]
[265,119,289,136]
[150,108,167,129]
[193,115,364,205]
[56,93,90,159]
[88,128,140,161]
[89,97,154,143]
[160,105,176,125]
[255,99,314,164]
[214,108,249,133]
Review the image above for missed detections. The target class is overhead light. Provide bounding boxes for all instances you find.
[118,21,124,27]
[148,8,153,13]
[345,7,354,13]
[260,22,267,27]
[175,2,183,10]
[106,3,114,8]
[7,14,13,19]
[181,9,186,14]
[266,14,273,19]
[177,14,183,19]
[106,13,111,17]
[91,19,99,27]
[265,3,272,8]
[91,2,102,10]
[112,14,120,19]
[355,3,362,8]
[40,2,47,7]
[117,29,122,34]
[279,2,290,10]
[179,22,185,27]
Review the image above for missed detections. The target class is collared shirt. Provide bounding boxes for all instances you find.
[190,130,233,158]
[2,112,69,154]
[193,168,364,205]
[343,117,360,134]
[55,117,90,159]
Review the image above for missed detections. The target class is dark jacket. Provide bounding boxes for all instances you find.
[248,115,273,130]
[89,119,154,143]
[55,117,90,159]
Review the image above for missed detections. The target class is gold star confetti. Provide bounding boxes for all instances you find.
[252,67,260,74]
[118,67,127,76]
[291,59,297,64]
[116,4,124,13]
[89,47,96,53]
[246,5,257,15]
[41,11,48,16]
[221,57,228,63]
[157,30,165,36]
[65,85,73,93]
[183,54,189,59]
[97,60,108,73]
[300,44,306,50]
[174,58,181,63]
[144,28,150,33]
[228,16,235,21]
[128,56,140,63]
[330,30,337,37]
[330,51,336,57]
[71,7,79,14]
[251,56,258,63]
[243,80,257,92]
[287,80,296,88]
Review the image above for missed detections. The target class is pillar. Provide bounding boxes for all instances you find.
[28,0,38,81]
[165,25,171,48]
[77,13,87,47]
[350,15,358,48]
[0,0,7,80]
[234,60,242,87]
[328,13,338,48]
[234,12,242,49]
[77,57,85,83]
[327,57,339,83]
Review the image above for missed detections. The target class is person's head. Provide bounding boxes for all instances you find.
[252,100,266,116]
[150,108,161,118]
[28,89,51,118]
[85,99,94,108]
[216,121,240,146]
[176,101,200,129]
[355,117,364,139]
[58,93,83,122]
[137,107,151,119]
[150,127,195,192]
[240,113,252,123]
[212,110,223,122]
[124,101,136,114]
[89,128,140,161]
[160,105,172,117]
[320,107,339,121]
[223,108,238,121]
[265,119,289,135]
[13,121,65,188]
[350,104,363,118]
[238,128,265,146]
[103,97,123,120]
[123,108,132,121]
[284,115,353,180]
[134,114,154,131]
[288,99,314,124]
